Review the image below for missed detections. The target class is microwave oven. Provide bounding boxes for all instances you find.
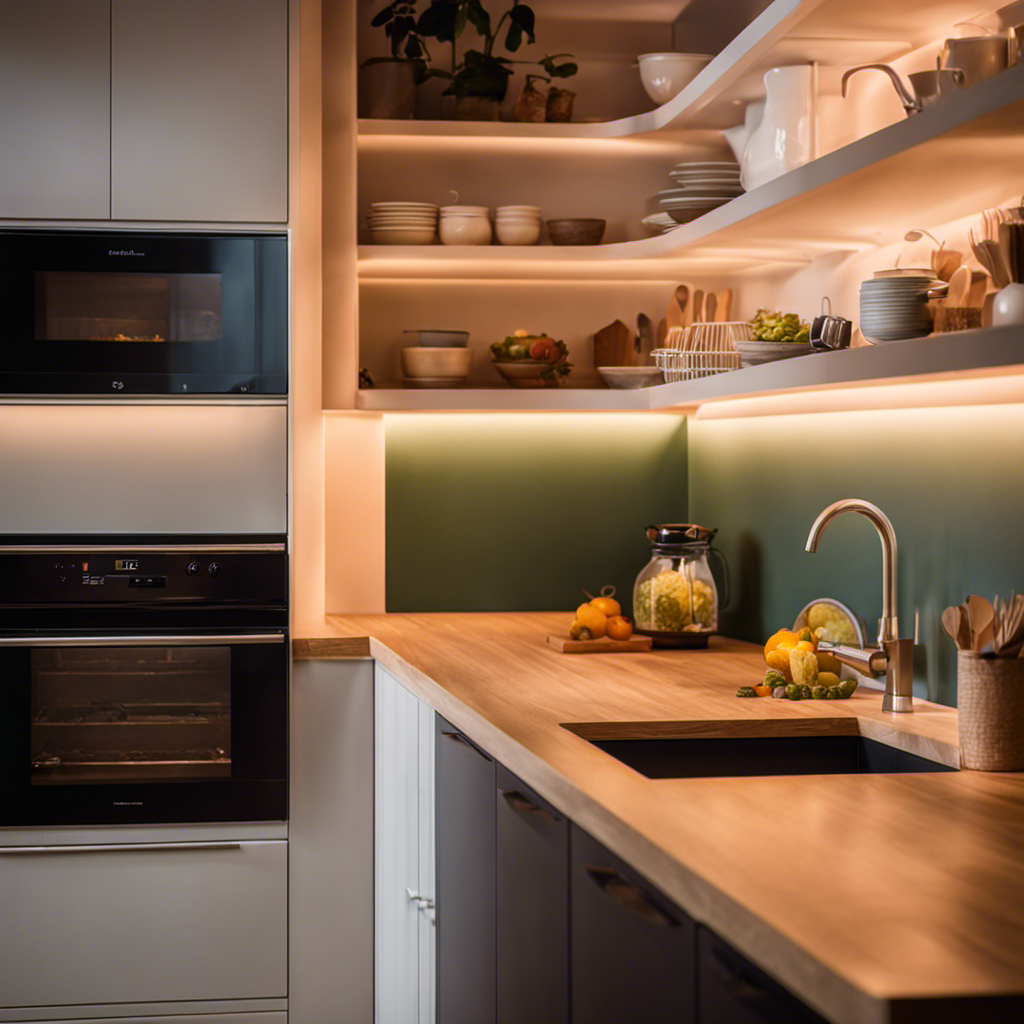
[0,229,287,395]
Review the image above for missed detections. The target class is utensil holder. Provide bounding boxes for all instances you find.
[933,307,983,333]
[957,652,1024,770]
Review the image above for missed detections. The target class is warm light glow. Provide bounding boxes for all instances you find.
[695,373,1024,420]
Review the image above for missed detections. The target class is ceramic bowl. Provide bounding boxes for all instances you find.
[546,218,606,245]
[371,226,437,245]
[495,220,541,245]
[733,340,815,366]
[637,53,713,104]
[403,330,470,348]
[491,357,564,388]
[401,346,472,379]
[598,366,665,389]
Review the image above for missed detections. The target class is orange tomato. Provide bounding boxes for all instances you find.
[606,615,633,641]
[763,628,799,658]
[753,684,773,697]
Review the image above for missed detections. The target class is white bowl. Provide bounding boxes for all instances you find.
[598,366,665,389]
[733,340,814,366]
[496,205,541,215]
[439,215,492,245]
[370,226,437,245]
[495,221,541,245]
[637,52,713,104]
[403,329,470,348]
[401,346,472,378]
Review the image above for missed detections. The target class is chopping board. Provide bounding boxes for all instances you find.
[547,634,653,654]
[593,319,634,367]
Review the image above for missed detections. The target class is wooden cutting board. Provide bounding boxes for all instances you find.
[593,319,634,367]
[547,635,653,654]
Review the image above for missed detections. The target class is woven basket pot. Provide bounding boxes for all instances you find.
[958,651,1024,771]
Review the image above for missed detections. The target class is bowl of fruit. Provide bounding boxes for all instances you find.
[733,308,815,367]
[491,330,572,388]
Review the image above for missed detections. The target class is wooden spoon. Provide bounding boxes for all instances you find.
[957,602,973,652]
[715,288,733,321]
[967,271,988,309]
[704,292,717,323]
[944,265,971,308]
[941,605,962,647]
[691,289,704,324]
[967,594,994,652]
[667,285,688,330]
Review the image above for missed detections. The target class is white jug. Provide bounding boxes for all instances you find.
[740,65,817,192]
[722,99,764,163]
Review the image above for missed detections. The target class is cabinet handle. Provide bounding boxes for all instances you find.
[406,887,435,910]
[708,946,785,1013]
[500,788,559,823]
[441,730,492,762]
[0,842,243,855]
[584,863,678,928]
[0,634,284,648]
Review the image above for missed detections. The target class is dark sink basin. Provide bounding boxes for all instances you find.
[569,732,956,779]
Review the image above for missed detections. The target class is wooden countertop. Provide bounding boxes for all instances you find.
[296,612,1024,1024]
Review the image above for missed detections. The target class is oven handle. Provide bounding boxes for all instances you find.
[0,633,285,647]
[0,842,243,855]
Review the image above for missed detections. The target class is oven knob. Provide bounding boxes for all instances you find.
[187,561,202,575]
[208,562,221,577]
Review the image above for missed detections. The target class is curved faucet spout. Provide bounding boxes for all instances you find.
[805,498,899,644]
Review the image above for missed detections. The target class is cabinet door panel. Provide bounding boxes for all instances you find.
[0,840,287,1007]
[571,825,695,1024]
[111,0,287,222]
[436,715,496,1024]
[0,0,110,219]
[496,765,569,1024]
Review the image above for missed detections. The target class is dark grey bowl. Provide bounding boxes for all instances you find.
[546,218,606,245]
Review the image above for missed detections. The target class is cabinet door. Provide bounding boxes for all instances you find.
[697,926,828,1024]
[376,665,436,1024]
[110,0,288,222]
[435,715,496,1024]
[496,765,569,1024]
[0,839,287,1008]
[28,1016,287,1024]
[0,0,110,219]
[571,825,696,1024]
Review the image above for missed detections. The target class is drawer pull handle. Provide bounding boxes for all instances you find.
[500,788,559,822]
[0,842,243,855]
[584,864,678,928]
[441,730,492,762]
[709,947,785,1013]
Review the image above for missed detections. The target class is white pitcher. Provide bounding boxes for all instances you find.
[722,99,765,164]
[740,65,817,192]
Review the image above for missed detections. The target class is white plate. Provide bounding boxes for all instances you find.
[660,196,732,206]
[641,213,680,234]
[672,161,740,170]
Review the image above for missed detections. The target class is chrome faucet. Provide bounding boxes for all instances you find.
[805,499,914,713]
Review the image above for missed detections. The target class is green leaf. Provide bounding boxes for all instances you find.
[370,5,395,28]
[508,3,535,43]
[550,61,577,78]
[465,0,491,38]
[453,3,468,38]
[417,1,458,42]
[505,22,522,52]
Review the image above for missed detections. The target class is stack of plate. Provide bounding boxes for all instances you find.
[859,276,934,342]
[368,202,439,245]
[643,161,743,232]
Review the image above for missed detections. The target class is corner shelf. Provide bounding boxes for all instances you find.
[353,327,1024,411]
[357,64,1024,279]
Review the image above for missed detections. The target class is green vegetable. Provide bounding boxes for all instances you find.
[811,685,827,700]
[764,669,786,689]
[826,686,841,699]
[736,686,758,698]
[750,308,811,344]
[838,679,858,699]
[786,683,804,701]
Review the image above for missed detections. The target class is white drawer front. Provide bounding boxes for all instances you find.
[0,840,287,1008]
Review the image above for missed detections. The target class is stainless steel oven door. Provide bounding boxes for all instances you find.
[0,630,288,826]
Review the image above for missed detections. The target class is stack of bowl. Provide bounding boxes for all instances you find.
[859,271,936,342]
[400,330,472,388]
[439,205,492,245]
[368,202,438,245]
[495,205,542,246]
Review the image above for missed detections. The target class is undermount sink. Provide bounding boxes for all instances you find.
[563,729,956,779]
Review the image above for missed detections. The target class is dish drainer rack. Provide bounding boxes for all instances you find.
[652,322,751,382]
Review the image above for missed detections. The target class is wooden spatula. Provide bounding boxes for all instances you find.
[704,292,717,322]
[690,289,704,324]
[715,288,733,321]
[666,285,688,330]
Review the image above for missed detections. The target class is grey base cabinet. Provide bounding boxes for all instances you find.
[435,715,497,1024]
[496,765,570,1024]
[571,825,696,1024]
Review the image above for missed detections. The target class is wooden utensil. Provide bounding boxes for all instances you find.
[967,270,988,308]
[656,318,668,347]
[593,319,633,367]
[944,265,971,308]
[957,602,974,652]
[715,288,733,321]
[636,313,655,364]
[941,605,962,647]
[967,594,994,652]
[703,292,717,323]
[667,285,688,330]
[691,289,704,324]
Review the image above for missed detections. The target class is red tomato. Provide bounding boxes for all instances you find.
[528,337,552,360]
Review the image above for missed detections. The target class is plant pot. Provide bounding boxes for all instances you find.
[546,87,575,122]
[454,95,500,121]
[359,59,419,120]
[513,80,548,122]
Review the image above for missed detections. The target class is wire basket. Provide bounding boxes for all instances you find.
[652,322,751,382]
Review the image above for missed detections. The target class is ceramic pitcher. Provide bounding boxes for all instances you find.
[740,65,817,192]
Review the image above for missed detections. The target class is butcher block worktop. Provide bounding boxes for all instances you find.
[295,612,1024,1024]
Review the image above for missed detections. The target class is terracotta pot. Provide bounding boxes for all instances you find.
[513,80,548,122]
[359,60,419,120]
[546,87,575,122]
[454,95,500,121]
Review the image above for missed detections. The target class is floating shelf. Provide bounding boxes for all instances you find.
[353,327,1024,411]
[357,64,1024,279]
[357,0,991,138]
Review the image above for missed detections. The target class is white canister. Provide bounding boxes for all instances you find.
[992,283,1024,326]
[439,205,492,245]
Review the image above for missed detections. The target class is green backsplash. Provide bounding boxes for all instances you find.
[385,414,688,614]
[689,405,1024,707]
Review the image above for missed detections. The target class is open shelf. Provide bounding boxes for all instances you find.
[353,327,1024,411]
[357,64,1024,279]
[357,0,994,138]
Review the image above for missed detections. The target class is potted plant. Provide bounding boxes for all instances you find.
[417,0,576,121]
[360,1,433,119]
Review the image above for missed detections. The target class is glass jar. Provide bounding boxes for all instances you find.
[632,523,729,647]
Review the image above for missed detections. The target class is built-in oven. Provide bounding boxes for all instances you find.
[0,229,287,395]
[0,537,288,826]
